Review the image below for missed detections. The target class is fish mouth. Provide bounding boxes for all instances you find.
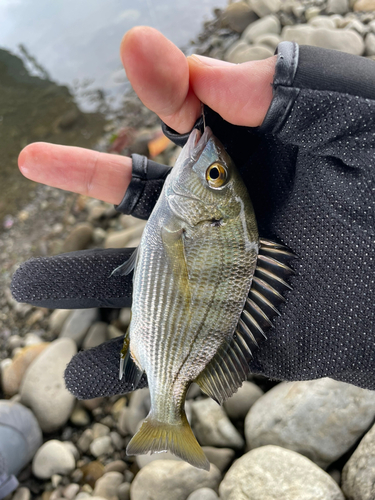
[183,126,213,166]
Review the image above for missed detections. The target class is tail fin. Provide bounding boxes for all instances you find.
[126,412,210,471]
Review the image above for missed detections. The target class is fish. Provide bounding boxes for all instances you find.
[112,126,294,470]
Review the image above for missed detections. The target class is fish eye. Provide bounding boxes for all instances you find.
[206,163,227,189]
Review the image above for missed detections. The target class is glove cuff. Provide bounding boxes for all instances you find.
[114,154,172,219]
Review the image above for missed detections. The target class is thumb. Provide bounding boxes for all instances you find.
[187,54,277,128]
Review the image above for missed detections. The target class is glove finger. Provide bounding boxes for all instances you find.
[64,336,148,399]
[11,247,135,309]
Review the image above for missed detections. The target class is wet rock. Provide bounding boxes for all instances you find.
[130,460,221,500]
[49,309,71,335]
[282,25,365,55]
[242,15,281,43]
[80,461,105,488]
[2,343,49,396]
[342,422,375,500]
[191,398,244,449]
[90,436,114,457]
[117,483,130,500]
[354,0,375,10]
[12,487,31,500]
[62,223,93,253]
[104,223,146,249]
[327,0,350,14]
[77,428,94,453]
[365,32,375,55]
[60,308,98,348]
[83,322,108,350]
[219,446,344,500]
[187,488,219,500]
[201,447,235,473]
[245,378,375,469]
[221,2,258,33]
[93,471,123,500]
[20,338,76,432]
[103,460,127,474]
[32,440,76,479]
[223,381,263,421]
[254,33,281,51]
[249,0,282,17]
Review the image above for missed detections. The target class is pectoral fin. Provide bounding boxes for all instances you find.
[161,226,191,301]
[111,246,139,277]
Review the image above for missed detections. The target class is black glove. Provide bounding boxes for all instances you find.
[11,41,375,398]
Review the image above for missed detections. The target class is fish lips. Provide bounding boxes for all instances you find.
[181,126,214,169]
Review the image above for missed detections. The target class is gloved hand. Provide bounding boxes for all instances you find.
[11,28,375,398]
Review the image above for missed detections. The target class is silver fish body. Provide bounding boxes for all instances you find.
[123,127,259,469]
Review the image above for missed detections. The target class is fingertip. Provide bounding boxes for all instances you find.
[18,142,44,179]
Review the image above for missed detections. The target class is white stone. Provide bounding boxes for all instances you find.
[365,32,375,55]
[223,381,263,420]
[219,446,344,500]
[242,15,281,44]
[309,16,337,29]
[249,0,281,18]
[187,488,219,500]
[48,309,71,334]
[254,34,281,51]
[90,436,114,457]
[93,472,124,500]
[327,0,350,14]
[32,440,75,479]
[59,308,98,348]
[20,338,76,432]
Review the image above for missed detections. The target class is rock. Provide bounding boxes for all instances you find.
[242,15,281,44]
[245,378,375,469]
[110,431,124,450]
[77,428,94,453]
[305,6,322,20]
[249,0,281,17]
[80,461,105,488]
[342,422,375,500]
[70,404,90,427]
[60,308,98,348]
[62,484,80,500]
[119,388,150,435]
[344,19,368,36]
[117,483,130,500]
[2,343,49,396]
[20,338,76,433]
[118,308,131,327]
[62,223,93,253]
[186,488,219,500]
[191,398,244,449]
[83,322,108,349]
[354,0,375,10]
[221,2,258,33]
[223,381,263,420]
[90,436,114,457]
[309,16,337,29]
[103,460,127,473]
[365,32,375,55]
[219,446,344,500]
[93,471,123,500]
[92,422,110,439]
[92,227,107,244]
[130,460,221,500]
[49,309,71,335]
[225,40,250,62]
[201,447,235,473]
[136,451,181,469]
[62,442,80,461]
[327,0,349,14]
[226,44,274,63]
[104,223,146,249]
[107,324,124,340]
[282,25,365,55]
[32,440,76,479]
[6,335,23,350]
[13,488,31,500]
[23,332,44,346]
[254,33,281,51]
[111,397,127,419]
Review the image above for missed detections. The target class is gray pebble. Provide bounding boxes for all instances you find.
[48,309,72,335]
[93,471,123,500]
[245,378,375,469]
[365,32,375,55]
[92,423,110,439]
[219,445,344,500]
[32,440,76,479]
[229,44,274,63]
[103,460,127,473]
[92,227,107,245]
[130,460,221,500]
[12,487,31,500]
[62,223,93,253]
[223,381,263,420]
[62,442,80,461]
[20,338,76,433]
[90,436,114,457]
[342,422,375,500]
[254,33,281,51]
[327,0,349,14]
[202,447,235,473]
[191,398,244,449]
[117,483,130,500]
[309,16,337,29]
[62,484,80,500]
[70,404,90,427]
[83,322,108,350]
[221,2,258,33]
[249,0,281,17]
[107,325,124,340]
[77,428,93,453]
[186,488,219,500]
[110,431,124,451]
[60,309,98,348]
[242,15,280,43]
[104,223,146,249]
[118,308,131,327]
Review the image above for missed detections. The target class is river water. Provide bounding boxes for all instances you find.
[0,0,227,222]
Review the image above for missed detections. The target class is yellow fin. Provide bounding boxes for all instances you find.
[126,412,209,471]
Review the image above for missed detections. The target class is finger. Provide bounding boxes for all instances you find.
[18,142,132,205]
[187,55,277,127]
[121,26,201,134]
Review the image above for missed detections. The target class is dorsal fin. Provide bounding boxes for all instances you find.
[195,239,296,405]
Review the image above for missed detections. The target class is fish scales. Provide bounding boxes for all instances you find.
[120,127,259,469]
